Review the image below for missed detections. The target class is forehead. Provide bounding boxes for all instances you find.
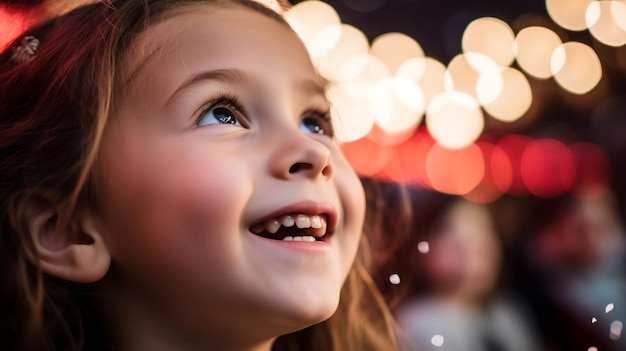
[119,3,313,90]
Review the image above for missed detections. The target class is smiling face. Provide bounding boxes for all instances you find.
[90,3,365,350]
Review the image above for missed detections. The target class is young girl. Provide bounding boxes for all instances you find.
[0,0,400,350]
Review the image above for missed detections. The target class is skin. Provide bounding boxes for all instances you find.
[88,4,365,351]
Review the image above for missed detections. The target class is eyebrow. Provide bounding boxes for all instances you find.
[166,68,328,106]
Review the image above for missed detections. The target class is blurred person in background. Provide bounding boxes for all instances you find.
[517,192,626,351]
[395,195,539,351]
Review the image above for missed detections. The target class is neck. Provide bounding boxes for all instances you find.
[99,285,277,351]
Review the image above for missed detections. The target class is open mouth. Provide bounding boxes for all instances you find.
[249,213,329,242]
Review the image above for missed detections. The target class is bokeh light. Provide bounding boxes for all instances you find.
[514,26,563,79]
[397,57,447,108]
[478,67,532,122]
[445,52,499,98]
[377,128,432,185]
[285,0,342,60]
[426,143,485,195]
[462,17,516,67]
[370,32,424,75]
[570,142,612,199]
[314,24,370,82]
[463,141,513,203]
[586,0,626,47]
[370,77,425,135]
[425,91,484,149]
[0,7,30,51]
[341,136,390,176]
[327,83,375,142]
[551,41,603,94]
[496,134,533,196]
[520,138,577,198]
[546,0,594,31]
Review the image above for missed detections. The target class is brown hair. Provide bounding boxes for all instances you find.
[0,1,399,350]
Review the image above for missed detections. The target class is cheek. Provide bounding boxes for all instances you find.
[93,142,253,272]
[332,149,366,269]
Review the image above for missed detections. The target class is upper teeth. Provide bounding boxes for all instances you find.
[250,214,327,238]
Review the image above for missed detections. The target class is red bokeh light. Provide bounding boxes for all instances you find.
[426,142,485,195]
[570,142,612,199]
[464,141,513,203]
[0,7,30,51]
[341,136,390,177]
[520,138,577,198]
[496,134,533,196]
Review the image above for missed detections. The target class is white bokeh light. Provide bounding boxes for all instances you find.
[426,91,484,149]
[315,24,370,82]
[431,334,445,347]
[586,0,626,47]
[478,67,532,122]
[397,56,447,108]
[546,0,595,31]
[370,77,425,135]
[327,84,374,142]
[515,26,563,79]
[370,32,424,75]
[551,41,602,95]
[462,17,516,66]
[285,1,342,59]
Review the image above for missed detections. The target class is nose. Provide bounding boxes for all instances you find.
[269,131,333,180]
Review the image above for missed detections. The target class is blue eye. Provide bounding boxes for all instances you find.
[197,106,241,127]
[299,113,333,137]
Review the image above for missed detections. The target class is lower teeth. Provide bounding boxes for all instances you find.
[283,236,316,242]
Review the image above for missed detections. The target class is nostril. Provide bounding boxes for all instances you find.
[289,162,312,174]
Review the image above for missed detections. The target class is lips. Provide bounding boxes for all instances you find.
[250,213,330,241]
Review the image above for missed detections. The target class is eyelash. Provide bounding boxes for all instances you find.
[194,93,246,127]
[302,108,334,137]
[194,94,334,137]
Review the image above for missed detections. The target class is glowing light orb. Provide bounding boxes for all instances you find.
[546,0,595,31]
[551,42,602,95]
[426,92,484,150]
[418,241,430,254]
[285,1,341,59]
[315,24,370,82]
[462,17,516,67]
[370,77,425,135]
[397,57,447,108]
[431,334,445,347]
[478,67,532,122]
[586,0,626,47]
[515,26,563,79]
[371,32,424,75]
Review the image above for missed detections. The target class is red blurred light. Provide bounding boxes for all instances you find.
[376,127,432,186]
[426,143,484,195]
[464,141,512,203]
[496,134,533,196]
[521,138,576,198]
[570,142,612,199]
[341,137,390,177]
[0,7,30,51]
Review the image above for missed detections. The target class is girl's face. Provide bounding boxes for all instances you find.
[90,4,365,349]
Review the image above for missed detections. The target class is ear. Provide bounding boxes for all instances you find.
[23,197,111,283]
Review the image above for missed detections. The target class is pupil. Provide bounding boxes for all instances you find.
[308,121,322,134]
[215,107,235,124]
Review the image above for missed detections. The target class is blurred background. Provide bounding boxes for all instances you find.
[2,0,626,350]
[283,1,626,350]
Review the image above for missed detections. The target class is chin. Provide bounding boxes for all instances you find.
[270,293,340,333]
